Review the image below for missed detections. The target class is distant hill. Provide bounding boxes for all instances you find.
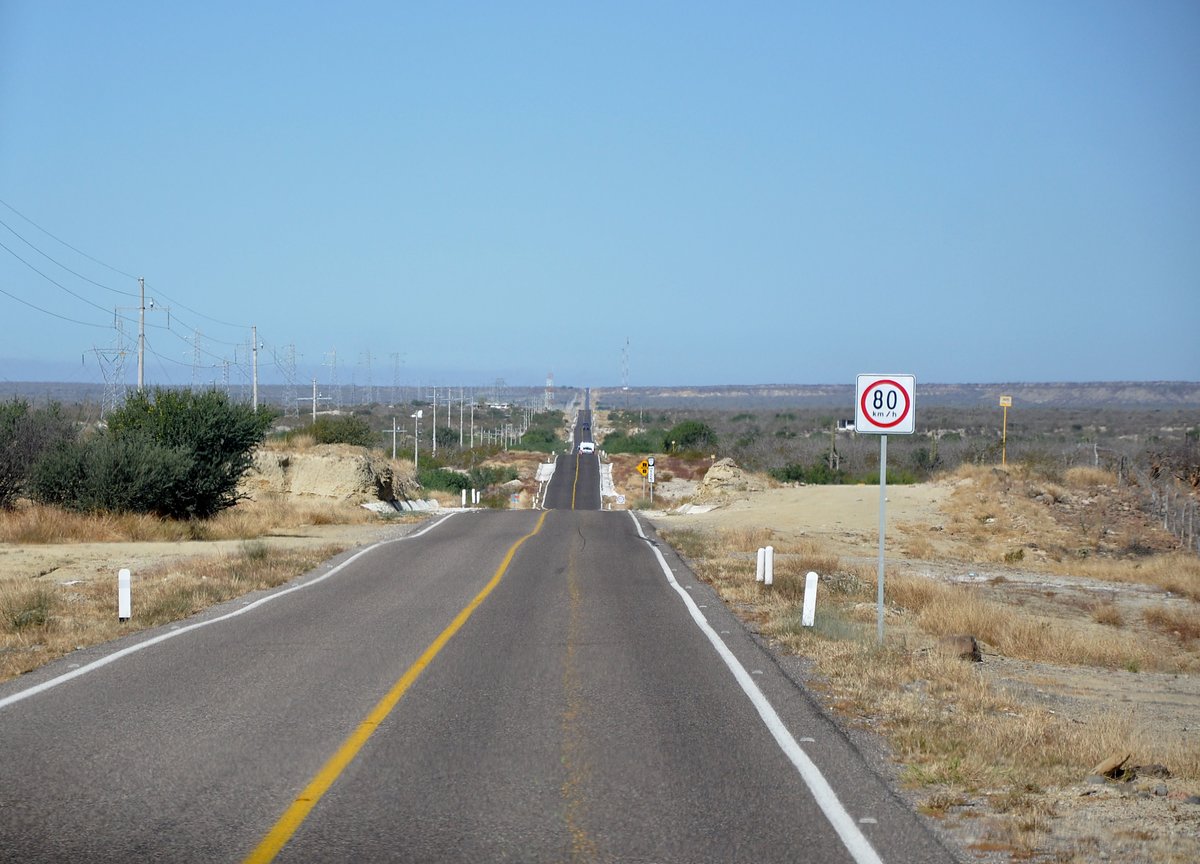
[2,380,1198,412]
[595,382,1200,410]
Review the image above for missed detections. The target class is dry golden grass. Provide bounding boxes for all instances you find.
[1063,466,1118,487]
[1143,605,1200,644]
[262,432,315,451]
[766,613,1198,793]
[0,541,345,683]
[0,497,377,546]
[1091,601,1124,627]
[1059,553,1200,602]
[885,573,1185,672]
[656,524,1200,816]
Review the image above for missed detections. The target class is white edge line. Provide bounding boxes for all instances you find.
[0,512,459,712]
[628,510,884,864]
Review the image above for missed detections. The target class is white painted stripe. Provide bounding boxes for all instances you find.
[628,511,884,864]
[0,513,459,712]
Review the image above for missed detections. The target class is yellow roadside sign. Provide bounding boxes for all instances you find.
[637,460,649,477]
[999,395,1012,407]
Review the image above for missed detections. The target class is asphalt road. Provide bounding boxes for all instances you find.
[542,404,600,512]
[0,430,959,863]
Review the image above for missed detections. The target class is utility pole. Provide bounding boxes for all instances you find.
[251,325,259,411]
[137,277,145,390]
[432,389,438,457]
[459,387,464,447]
[411,410,422,469]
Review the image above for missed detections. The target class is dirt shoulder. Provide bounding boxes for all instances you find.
[646,478,1200,864]
[0,522,395,589]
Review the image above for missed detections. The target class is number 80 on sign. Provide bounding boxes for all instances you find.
[855,374,916,435]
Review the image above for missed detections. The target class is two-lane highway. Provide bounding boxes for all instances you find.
[542,403,600,512]
[0,396,958,862]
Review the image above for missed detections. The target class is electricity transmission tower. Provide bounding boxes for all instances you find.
[190,330,204,388]
[360,350,376,405]
[324,348,340,409]
[389,352,403,406]
[276,344,299,416]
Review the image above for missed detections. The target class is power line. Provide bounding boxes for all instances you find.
[0,238,126,317]
[0,216,139,298]
[0,196,139,280]
[0,196,249,332]
[144,282,247,330]
[0,283,111,329]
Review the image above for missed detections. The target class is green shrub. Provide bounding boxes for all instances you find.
[305,415,376,447]
[31,431,193,515]
[0,399,75,508]
[601,428,668,455]
[469,465,518,488]
[510,427,561,452]
[771,461,846,485]
[418,466,472,492]
[665,420,718,451]
[30,389,275,519]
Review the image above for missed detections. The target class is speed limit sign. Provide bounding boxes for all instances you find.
[855,374,915,435]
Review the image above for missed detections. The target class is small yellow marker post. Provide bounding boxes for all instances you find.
[1000,395,1012,465]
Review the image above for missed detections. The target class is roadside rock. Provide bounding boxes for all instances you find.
[938,634,982,662]
[692,458,767,504]
[1091,753,1132,779]
[245,444,421,503]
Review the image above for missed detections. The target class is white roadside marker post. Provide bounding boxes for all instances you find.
[756,547,766,583]
[802,571,819,627]
[461,489,466,508]
[764,545,774,587]
[118,568,131,622]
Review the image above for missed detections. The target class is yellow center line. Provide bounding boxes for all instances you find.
[242,510,549,864]
[571,453,580,510]
[561,538,599,860]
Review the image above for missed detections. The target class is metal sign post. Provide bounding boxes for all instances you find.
[854,374,916,644]
[1000,395,1012,466]
[648,456,655,504]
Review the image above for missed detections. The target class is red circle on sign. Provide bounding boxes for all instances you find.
[859,379,912,429]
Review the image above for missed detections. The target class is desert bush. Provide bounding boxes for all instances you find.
[31,431,193,515]
[0,584,56,632]
[601,428,669,455]
[771,460,847,485]
[510,411,565,452]
[665,420,717,452]
[511,427,560,451]
[103,389,275,518]
[0,399,75,508]
[302,415,376,448]
[29,389,274,519]
[469,465,519,488]
[418,466,472,492]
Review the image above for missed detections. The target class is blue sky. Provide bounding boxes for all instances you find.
[1,1,1197,391]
